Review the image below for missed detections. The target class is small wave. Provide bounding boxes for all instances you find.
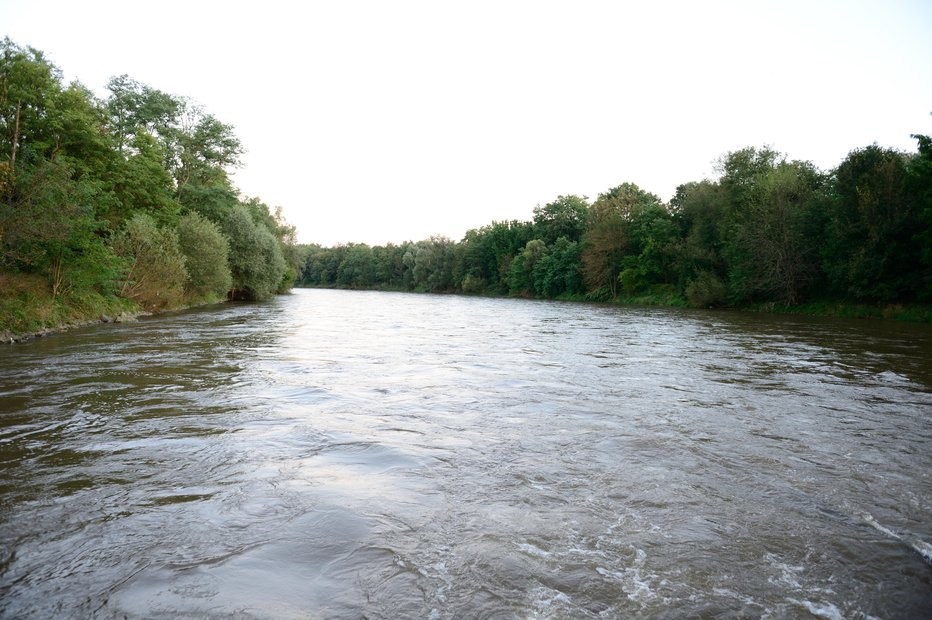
[515,542,552,559]
[596,548,657,604]
[789,598,845,620]
[859,511,932,565]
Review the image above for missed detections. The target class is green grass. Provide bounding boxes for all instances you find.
[0,270,137,339]
[750,300,932,322]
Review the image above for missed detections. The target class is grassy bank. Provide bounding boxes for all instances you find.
[0,271,233,343]
[0,272,137,342]
[749,300,932,322]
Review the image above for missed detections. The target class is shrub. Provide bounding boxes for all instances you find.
[177,212,232,301]
[685,270,728,308]
[113,213,187,310]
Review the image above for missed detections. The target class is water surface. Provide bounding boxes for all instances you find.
[1,289,930,618]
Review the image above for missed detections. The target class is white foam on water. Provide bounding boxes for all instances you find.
[516,542,553,559]
[596,548,658,604]
[712,587,759,608]
[909,538,932,564]
[859,511,932,565]
[789,598,845,620]
[527,584,573,615]
[765,552,804,589]
[859,512,898,539]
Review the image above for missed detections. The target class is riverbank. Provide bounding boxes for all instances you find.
[298,284,932,323]
[0,271,224,344]
[605,291,932,322]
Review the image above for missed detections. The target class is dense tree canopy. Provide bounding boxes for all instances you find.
[297,137,932,316]
[3,37,929,335]
[1,38,298,335]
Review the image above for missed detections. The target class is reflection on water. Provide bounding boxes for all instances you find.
[1,290,931,618]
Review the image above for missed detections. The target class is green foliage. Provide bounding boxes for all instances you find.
[822,144,922,302]
[106,74,182,153]
[336,243,376,288]
[173,109,242,197]
[223,204,286,300]
[458,220,535,294]
[533,195,589,244]
[410,236,456,292]
[113,213,187,310]
[0,38,300,337]
[292,137,928,320]
[533,236,583,298]
[669,180,727,285]
[685,270,729,308]
[581,183,663,298]
[6,38,931,331]
[721,155,825,305]
[177,211,231,301]
[909,134,932,301]
[460,273,487,294]
[107,131,179,226]
[508,239,547,296]
[177,173,238,223]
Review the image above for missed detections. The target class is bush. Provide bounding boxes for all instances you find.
[685,270,728,308]
[177,212,232,301]
[461,273,487,294]
[113,213,187,310]
[223,205,286,300]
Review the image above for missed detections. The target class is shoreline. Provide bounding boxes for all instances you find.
[1,310,146,345]
[296,285,932,323]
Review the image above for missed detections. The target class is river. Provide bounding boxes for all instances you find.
[1,288,930,618]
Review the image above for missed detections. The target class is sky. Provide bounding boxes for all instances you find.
[2,0,931,246]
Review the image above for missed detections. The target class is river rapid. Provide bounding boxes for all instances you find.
[1,288,930,618]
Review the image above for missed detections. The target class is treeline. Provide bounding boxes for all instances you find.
[300,139,932,313]
[1,39,300,334]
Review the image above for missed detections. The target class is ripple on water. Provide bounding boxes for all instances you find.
[1,289,932,618]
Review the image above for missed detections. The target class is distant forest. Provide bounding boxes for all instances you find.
[3,37,931,338]
[1,39,301,336]
[299,137,932,317]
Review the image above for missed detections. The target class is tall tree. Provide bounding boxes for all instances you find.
[823,145,922,302]
[533,194,589,245]
[909,134,932,301]
[582,182,661,299]
[727,160,825,305]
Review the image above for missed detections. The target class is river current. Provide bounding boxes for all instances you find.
[1,288,930,618]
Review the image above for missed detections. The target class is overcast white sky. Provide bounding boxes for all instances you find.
[3,0,931,246]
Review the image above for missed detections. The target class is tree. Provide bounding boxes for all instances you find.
[107,131,179,226]
[172,107,242,198]
[616,202,678,297]
[532,194,589,244]
[223,204,286,300]
[177,211,231,301]
[823,144,922,302]
[727,160,825,305]
[336,243,376,288]
[410,235,456,292]
[1,38,62,190]
[112,213,187,310]
[910,134,932,301]
[669,180,728,287]
[582,183,662,299]
[508,239,547,296]
[105,74,182,153]
[0,41,121,299]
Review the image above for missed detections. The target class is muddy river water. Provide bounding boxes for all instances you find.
[1,288,930,618]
